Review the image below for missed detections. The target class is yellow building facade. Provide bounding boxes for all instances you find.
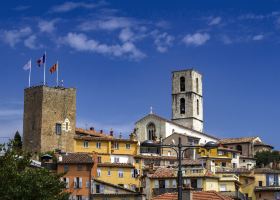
[73,129,142,191]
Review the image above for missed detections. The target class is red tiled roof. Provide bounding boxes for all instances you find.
[181,159,202,166]
[75,128,112,138]
[219,137,258,144]
[58,153,93,164]
[74,135,137,143]
[152,191,233,200]
[148,167,176,178]
[134,155,178,160]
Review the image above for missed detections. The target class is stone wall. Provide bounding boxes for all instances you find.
[23,85,76,154]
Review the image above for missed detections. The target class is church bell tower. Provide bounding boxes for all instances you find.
[171,69,203,132]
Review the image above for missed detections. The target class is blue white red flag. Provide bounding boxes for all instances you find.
[37,53,46,67]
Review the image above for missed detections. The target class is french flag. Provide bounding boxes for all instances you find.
[37,53,46,67]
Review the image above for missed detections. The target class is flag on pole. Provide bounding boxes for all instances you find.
[49,63,58,74]
[37,53,46,67]
[23,60,31,70]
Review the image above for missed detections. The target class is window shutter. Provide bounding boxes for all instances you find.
[86,181,90,188]
[91,180,94,194]
[74,178,77,188]
[79,178,83,188]
[165,180,170,188]
[266,174,269,186]
[197,179,202,188]
[66,178,69,188]
[131,169,134,178]
[154,180,159,188]
[100,185,104,193]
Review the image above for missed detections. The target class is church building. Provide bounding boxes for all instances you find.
[135,69,218,145]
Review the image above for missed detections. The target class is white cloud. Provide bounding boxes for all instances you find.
[220,35,233,44]
[182,33,210,46]
[0,27,32,47]
[61,32,145,60]
[152,31,174,53]
[38,20,58,33]
[119,28,134,42]
[13,5,31,11]
[78,16,134,31]
[51,1,97,13]
[209,17,222,26]
[252,34,264,41]
[24,35,38,49]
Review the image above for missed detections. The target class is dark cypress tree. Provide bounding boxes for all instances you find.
[13,131,22,151]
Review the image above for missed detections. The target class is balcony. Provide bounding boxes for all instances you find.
[152,188,203,197]
[218,174,239,182]
[254,186,280,192]
[183,168,206,177]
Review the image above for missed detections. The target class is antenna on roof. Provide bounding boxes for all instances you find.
[150,106,153,114]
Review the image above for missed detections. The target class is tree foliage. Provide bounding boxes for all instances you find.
[255,151,280,168]
[0,141,69,200]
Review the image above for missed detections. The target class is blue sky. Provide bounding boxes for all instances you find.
[0,0,280,148]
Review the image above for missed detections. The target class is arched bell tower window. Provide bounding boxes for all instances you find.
[147,123,156,140]
[197,99,199,115]
[180,98,185,114]
[180,77,185,92]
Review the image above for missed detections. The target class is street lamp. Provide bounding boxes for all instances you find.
[141,137,218,200]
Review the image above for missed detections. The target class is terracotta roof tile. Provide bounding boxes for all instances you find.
[152,191,233,200]
[97,163,135,168]
[58,153,93,164]
[181,159,202,166]
[148,167,176,178]
[219,137,258,144]
[75,128,112,138]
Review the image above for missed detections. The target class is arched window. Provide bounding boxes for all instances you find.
[197,99,199,115]
[147,123,156,140]
[180,98,185,114]
[180,77,185,92]
[237,145,242,155]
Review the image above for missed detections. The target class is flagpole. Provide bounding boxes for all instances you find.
[29,59,31,87]
[44,51,46,85]
[56,61,59,87]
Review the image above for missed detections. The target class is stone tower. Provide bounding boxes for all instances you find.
[171,69,203,132]
[23,85,76,154]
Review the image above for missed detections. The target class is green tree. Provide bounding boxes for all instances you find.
[255,151,280,168]
[0,141,69,200]
[13,131,22,152]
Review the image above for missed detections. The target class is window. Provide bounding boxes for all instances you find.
[196,99,199,115]
[165,180,170,188]
[97,168,101,177]
[86,180,90,188]
[191,179,197,188]
[74,177,82,189]
[218,151,224,156]
[233,163,237,168]
[221,162,226,167]
[154,180,159,188]
[113,142,119,149]
[126,144,131,149]
[135,159,140,164]
[97,156,102,163]
[118,169,124,178]
[220,184,226,192]
[83,141,89,148]
[259,181,263,186]
[96,184,100,193]
[64,165,69,172]
[96,142,101,149]
[232,153,237,158]
[159,180,165,188]
[77,195,82,200]
[63,177,69,188]
[180,98,185,114]
[55,123,62,135]
[108,169,111,176]
[65,122,69,131]
[77,165,83,171]
[147,123,156,140]
[114,157,120,163]
[180,77,185,92]
[236,145,242,155]
[196,78,199,93]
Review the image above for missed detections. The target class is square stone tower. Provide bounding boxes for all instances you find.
[171,69,203,132]
[23,85,76,154]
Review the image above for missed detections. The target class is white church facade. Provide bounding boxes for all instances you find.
[135,69,219,145]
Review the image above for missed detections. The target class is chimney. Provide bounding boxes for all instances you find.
[182,185,193,200]
[110,129,114,136]
[90,127,94,131]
